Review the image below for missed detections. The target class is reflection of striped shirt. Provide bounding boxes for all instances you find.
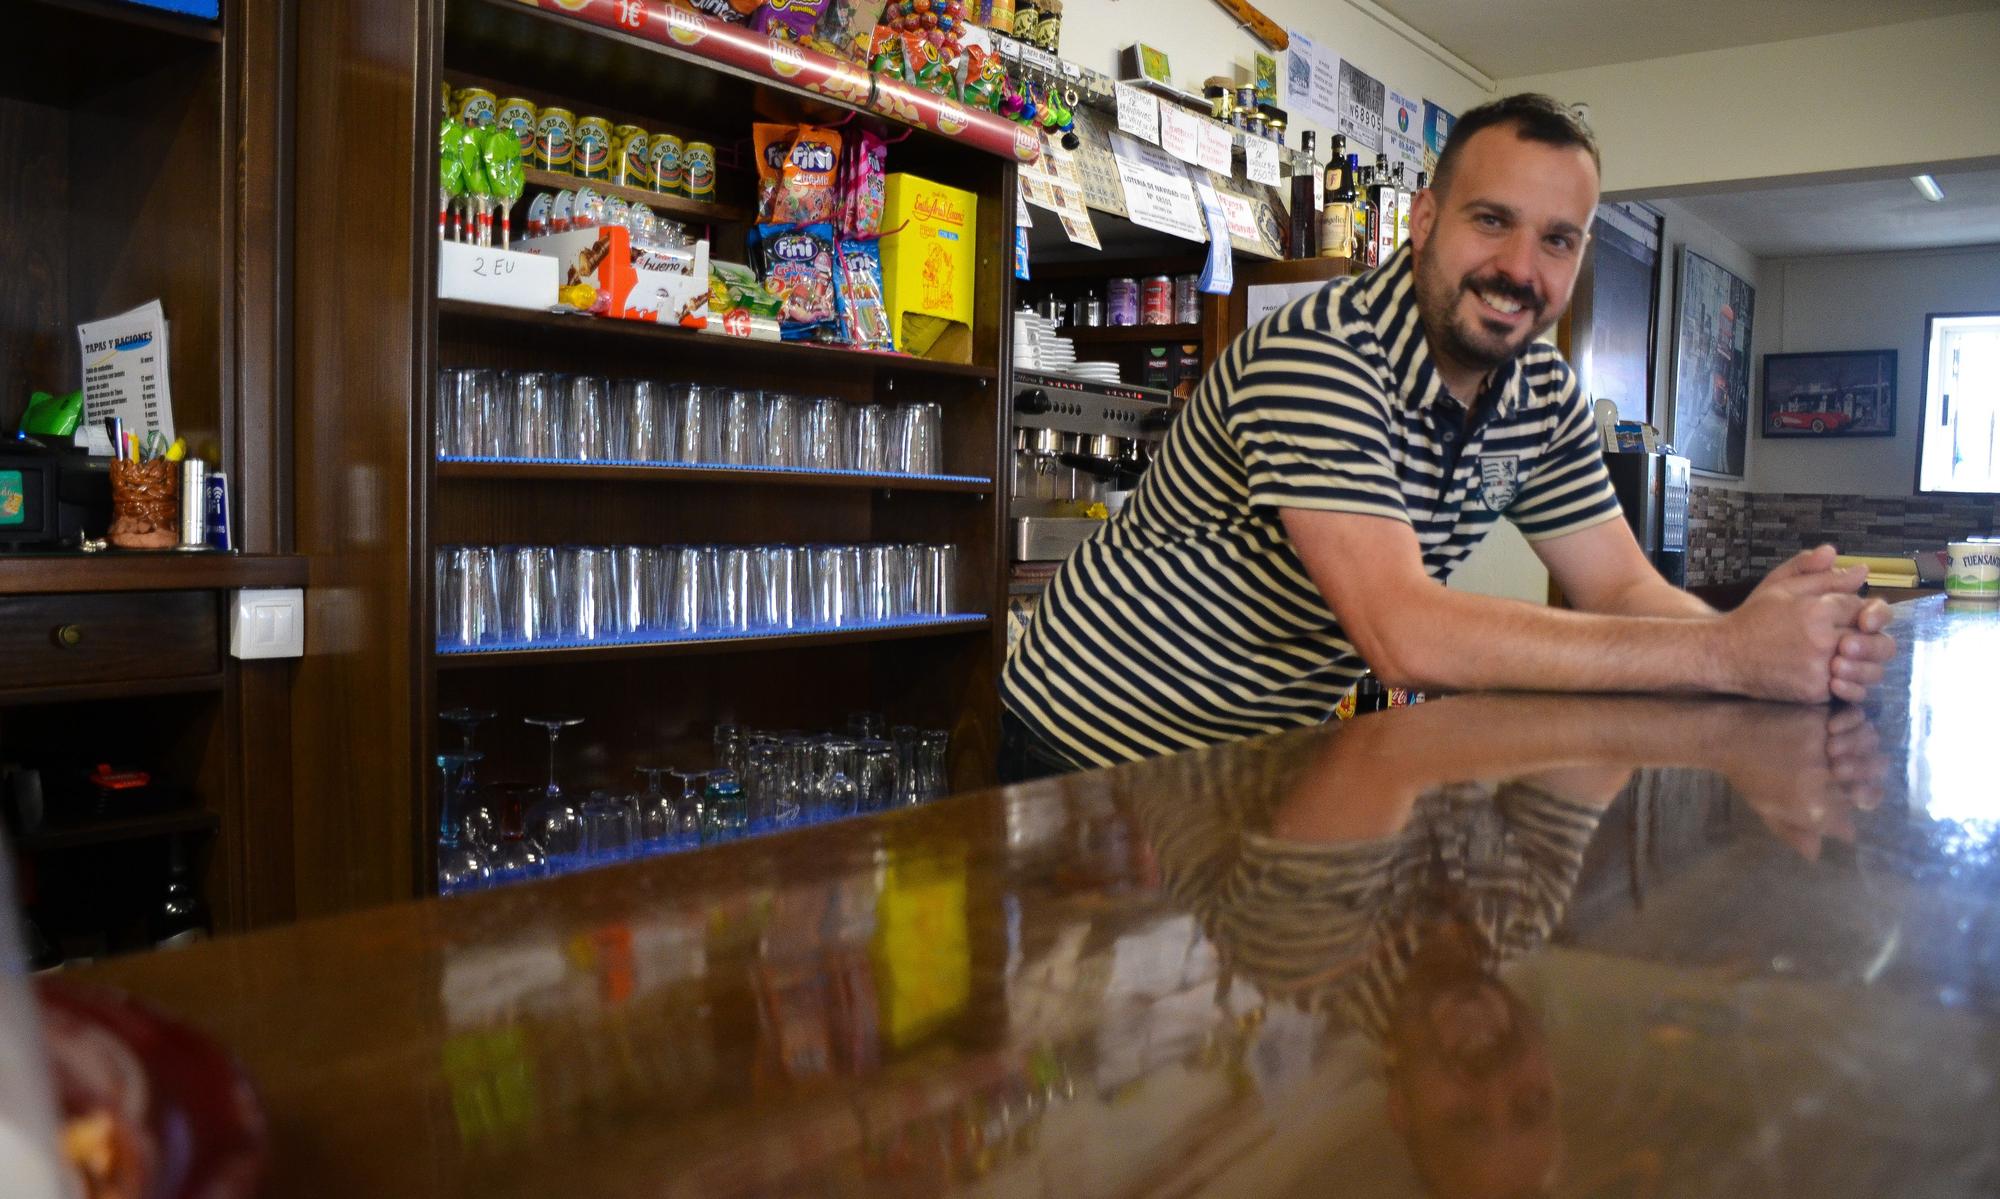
[1131,774,1605,1042]
[1003,244,1624,769]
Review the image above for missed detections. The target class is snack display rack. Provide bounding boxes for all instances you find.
[288,0,1019,906]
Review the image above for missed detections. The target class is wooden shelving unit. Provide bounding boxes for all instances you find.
[1,0,294,960]
[292,0,1018,908]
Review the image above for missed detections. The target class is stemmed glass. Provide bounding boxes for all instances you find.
[523,715,586,868]
[668,767,709,843]
[436,751,493,895]
[440,707,499,848]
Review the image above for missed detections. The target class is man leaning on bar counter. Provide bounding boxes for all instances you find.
[1000,93,1897,781]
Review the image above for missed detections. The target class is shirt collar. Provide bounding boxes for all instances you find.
[1350,242,1523,421]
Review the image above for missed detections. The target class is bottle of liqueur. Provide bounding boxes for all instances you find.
[1355,161,1379,267]
[1394,164,1415,247]
[1369,152,1398,266]
[1319,149,1360,260]
[1290,130,1319,258]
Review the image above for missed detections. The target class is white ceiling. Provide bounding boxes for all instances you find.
[1371,0,2000,78]
[1663,168,2000,258]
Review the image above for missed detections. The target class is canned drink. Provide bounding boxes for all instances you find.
[683,140,716,201]
[453,86,497,128]
[611,125,649,188]
[1106,276,1138,326]
[1173,274,1200,323]
[534,106,575,172]
[1947,538,2000,600]
[648,133,685,196]
[574,115,614,180]
[497,97,538,157]
[1140,275,1173,325]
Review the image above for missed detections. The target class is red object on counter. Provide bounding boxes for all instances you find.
[511,0,1041,165]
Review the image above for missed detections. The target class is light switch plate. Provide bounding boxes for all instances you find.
[230,588,305,659]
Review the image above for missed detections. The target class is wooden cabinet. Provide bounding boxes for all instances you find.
[289,0,1018,910]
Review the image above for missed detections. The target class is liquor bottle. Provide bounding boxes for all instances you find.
[148,836,210,949]
[1369,152,1398,266]
[1394,164,1414,248]
[1319,150,1359,260]
[1355,163,1379,267]
[1289,130,1318,259]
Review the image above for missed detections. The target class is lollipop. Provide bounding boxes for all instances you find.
[480,125,525,249]
[456,122,492,246]
[439,116,466,241]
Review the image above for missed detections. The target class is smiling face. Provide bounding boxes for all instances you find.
[1408,123,1600,398]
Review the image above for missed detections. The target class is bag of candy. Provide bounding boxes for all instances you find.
[838,128,887,238]
[688,0,759,23]
[752,0,830,40]
[835,238,895,351]
[750,222,841,340]
[754,123,843,226]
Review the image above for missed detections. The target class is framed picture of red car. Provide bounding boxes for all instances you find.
[1761,350,1897,438]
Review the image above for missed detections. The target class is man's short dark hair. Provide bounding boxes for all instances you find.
[1429,93,1599,198]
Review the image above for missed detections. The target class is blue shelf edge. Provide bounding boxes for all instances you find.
[437,612,988,656]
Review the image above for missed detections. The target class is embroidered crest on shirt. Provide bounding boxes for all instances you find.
[1478,455,1520,510]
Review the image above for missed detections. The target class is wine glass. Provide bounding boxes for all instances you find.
[668,767,709,844]
[523,716,586,869]
[436,752,493,895]
[440,708,500,846]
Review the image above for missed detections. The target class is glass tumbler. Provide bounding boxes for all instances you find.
[500,545,563,645]
[509,370,563,459]
[849,403,890,473]
[617,379,665,462]
[613,545,661,635]
[913,543,959,615]
[710,546,752,633]
[761,393,801,468]
[437,546,503,647]
[892,402,942,475]
[749,544,804,631]
[667,545,709,633]
[706,388,763,465]
[809,544,862,628]
[918,729,951,800]
[669,383,704,463]
[800,397,848,471]
[565,375,613,462]
[858,739,895,812]
[560,546,624,641]
[859,544,903,623]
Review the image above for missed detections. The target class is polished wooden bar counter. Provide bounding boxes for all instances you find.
[71,597,2000,1196]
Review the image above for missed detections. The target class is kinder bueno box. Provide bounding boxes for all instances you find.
[520,225,711,327]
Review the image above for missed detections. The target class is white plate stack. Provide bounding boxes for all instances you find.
[1066,361,1122,384]
[1012,309,1077,372]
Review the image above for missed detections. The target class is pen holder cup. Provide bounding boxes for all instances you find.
[107,458,178,549]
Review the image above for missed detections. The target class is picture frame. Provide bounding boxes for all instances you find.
[1761,349,1897,438]
[1669,248,1755,479]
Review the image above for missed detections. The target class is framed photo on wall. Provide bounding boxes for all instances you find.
[1568,201,1665,425]
[1761,350,1896,438]
[1669,248,1755,478]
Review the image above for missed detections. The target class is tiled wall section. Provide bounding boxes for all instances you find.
[1687,488,2000,581]
[1686,485,1751,586]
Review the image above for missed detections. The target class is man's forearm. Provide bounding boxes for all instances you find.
[1371,587,1733,696]
[1593,575,1717,620]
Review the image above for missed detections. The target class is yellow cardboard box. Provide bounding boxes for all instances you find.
[880,173,978,362]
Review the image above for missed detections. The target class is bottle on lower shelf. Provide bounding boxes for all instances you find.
[148,836,211,949]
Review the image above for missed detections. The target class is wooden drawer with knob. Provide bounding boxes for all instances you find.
[0,591,220,700]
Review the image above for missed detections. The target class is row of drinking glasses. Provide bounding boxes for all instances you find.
[437,542,962,649]
[438,369,945,475]
[436,711,952,893]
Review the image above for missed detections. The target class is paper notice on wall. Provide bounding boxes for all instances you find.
[1216,190,1261,242]
[1193,177,1233,295]
[1245,136,1280,186]
[1196,119,1233,176]
[1159,103,1200,165]
[1382,87,1424,173]
[1337,60,1385,151]
[1114,82,1160,145]
[1422,101,1457,174]
[1284,29,1342,129]
[77,300,174,448]
[1109,132,1207,243]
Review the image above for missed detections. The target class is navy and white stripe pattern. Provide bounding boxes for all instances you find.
[1004,243,1623,768]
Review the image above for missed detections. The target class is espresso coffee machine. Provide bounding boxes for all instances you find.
[1010,369,1173,568]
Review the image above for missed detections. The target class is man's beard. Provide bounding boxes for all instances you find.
[1414,253,1554,374]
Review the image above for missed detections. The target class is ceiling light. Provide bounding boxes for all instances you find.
[1911,174,1945,202]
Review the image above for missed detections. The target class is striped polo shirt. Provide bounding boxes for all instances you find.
[1004,243,1624,769]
